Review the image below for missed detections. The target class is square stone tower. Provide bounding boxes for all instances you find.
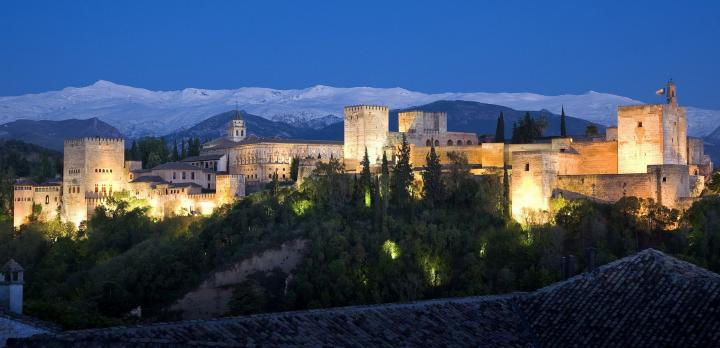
[62,137,126,226]
[617,81,687,173]
[343,105,389,170]
[398,111,447,134]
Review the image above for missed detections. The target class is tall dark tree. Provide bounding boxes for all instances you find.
[172,138,179,161]
[289,157,300,182]
[503,163,510,219]
[422,141,443,205]
[391,134,413,206]
[585,124,599,137]
[180,139,187,160]
[495,112,505,143]
[560,106,567,137]
[360,148,372,207]
[129,140,140,161]
[380,151,390,211]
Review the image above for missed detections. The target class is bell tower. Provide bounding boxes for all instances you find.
[228,110,246,142]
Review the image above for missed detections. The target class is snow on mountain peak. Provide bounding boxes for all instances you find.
[0,81,718,138]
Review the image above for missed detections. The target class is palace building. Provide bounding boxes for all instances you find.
[13,81,712,228]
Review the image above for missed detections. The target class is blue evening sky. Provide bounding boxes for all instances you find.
[1,0,719,108]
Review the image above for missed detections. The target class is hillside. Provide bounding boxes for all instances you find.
[165,110,342,142]
[0,117,122,151]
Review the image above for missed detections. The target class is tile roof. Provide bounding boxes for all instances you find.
[205,137,342,150]
[129,176,166,184]
[150,162,203,171]
[181,154,224,162]
[10,249,720,348]
[1,259,23,273]
[169,182,203,189]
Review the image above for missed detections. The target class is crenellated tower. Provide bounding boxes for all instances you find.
[343,105,389,170]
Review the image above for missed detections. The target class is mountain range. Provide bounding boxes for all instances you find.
[2,80,716,138]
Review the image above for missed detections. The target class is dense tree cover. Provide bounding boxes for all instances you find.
[127,137,202,168]
[4,139,720,329]
[511,112,547,143]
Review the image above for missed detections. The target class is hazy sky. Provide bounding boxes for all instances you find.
[1,0,719,108]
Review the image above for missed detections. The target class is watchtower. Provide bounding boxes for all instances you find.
[343,105,389,170]
[617,82,687,173]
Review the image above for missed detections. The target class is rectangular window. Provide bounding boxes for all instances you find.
[173,172,177,180]
[638,121,643,127]
[207,174,211,181]
[182,172,186,180]
[191,172,195,180]
[525,163,530,171]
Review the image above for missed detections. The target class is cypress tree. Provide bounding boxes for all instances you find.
[560,106,567,137]
[130,140,140,161]
[495,112,505,143]
[380,151,390,212]
[180,139,187,160]
[360,148,372,207]
[422,140,443,205]
[503,163,510,219]
[391,134,413,206]
[172,138,179,161]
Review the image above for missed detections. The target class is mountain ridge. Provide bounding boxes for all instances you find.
[3,80,715,137]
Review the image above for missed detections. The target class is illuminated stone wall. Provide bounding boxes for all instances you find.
[617,104,687,173]
[343,105,389,170]
[12,185,34,228]
[215,142,342,183]
[567,141,618,174]
[62,137,125,226]
[408,145,482,167]
[618,105,665,173]
[216,174,245,205]
[510,151,559,221]
[398,111,447,133]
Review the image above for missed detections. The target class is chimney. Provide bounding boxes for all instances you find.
[585,247,597,272]
[560,255,577,280]
[0,259,24,314]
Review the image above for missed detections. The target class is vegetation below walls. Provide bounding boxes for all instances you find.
[1,139,720,329]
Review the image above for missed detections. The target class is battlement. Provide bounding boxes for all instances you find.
[187,193,216,200]
[344,105,389,112]
[64,137,125,146]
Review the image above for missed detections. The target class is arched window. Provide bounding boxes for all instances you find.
[426,139,431,146]
[466,140,472,145]
[236,130,239,136]
[45,195,49,204]
[434,140,439,147]
[456,140,462,146]
[241,130,244,136]
[447,140,453,146]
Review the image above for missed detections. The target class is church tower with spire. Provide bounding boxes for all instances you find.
[228,109,246,142]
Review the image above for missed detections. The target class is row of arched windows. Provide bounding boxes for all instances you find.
[425,139,473,146]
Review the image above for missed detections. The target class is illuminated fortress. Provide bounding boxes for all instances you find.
[13,81,712,227]
[340,82,712,221]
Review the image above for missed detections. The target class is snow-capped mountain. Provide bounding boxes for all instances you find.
[0,80,717,137]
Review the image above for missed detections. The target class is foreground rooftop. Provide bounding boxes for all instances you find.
[9,249,720,347]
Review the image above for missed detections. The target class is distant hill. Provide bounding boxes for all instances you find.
[390,100,603,139]
[164,110,342,142]
[0,117,123,151]
[172,101,603,144]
